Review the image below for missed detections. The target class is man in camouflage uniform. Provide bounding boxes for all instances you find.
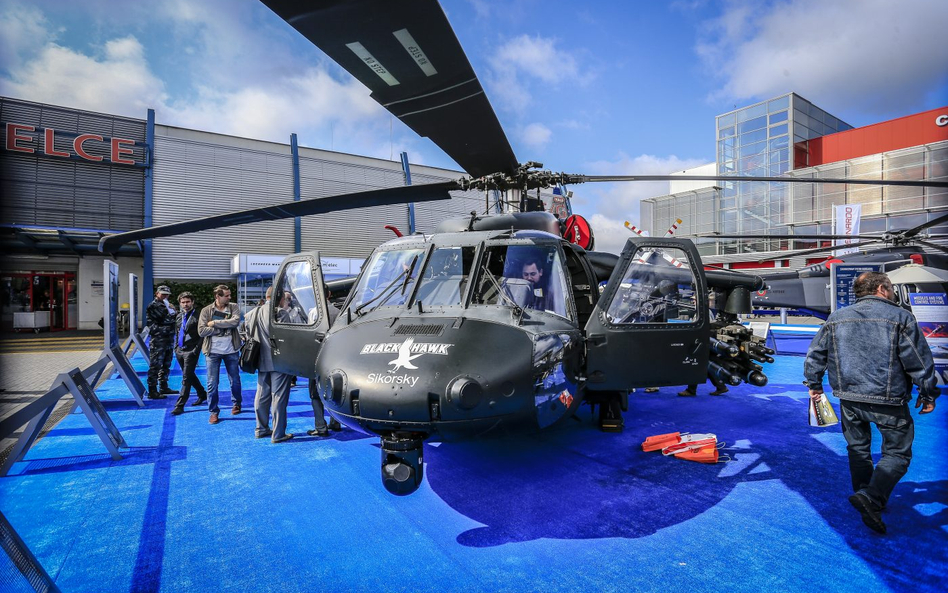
[146,285,178,399]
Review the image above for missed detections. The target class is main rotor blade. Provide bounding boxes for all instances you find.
[914,239,948,255]
[902,211,948,237]
[707,233,885,241]
[756,240,882,262]
[576,175,948,188]
[261,0,518,178]
[97,181,458,252]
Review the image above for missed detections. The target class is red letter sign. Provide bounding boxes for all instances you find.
[6,123,35,153]
[74,134,104,161]
[44,128,70,157]
[110,138,135,165]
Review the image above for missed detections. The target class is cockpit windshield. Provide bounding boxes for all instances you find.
[472,244,571,319]
[412,246,476,307]
[349,248,424,314]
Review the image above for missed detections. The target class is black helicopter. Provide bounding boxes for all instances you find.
[98,0,948,495]
[708,213,948,317]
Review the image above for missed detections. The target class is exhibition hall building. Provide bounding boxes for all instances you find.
[1,93,946,332]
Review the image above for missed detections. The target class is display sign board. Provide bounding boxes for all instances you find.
[830,264,882,312]
[127,273,149,359]
[104,260,120,349]
[128,273,139,331]
[909,292,948,387]
[64,368,127,452]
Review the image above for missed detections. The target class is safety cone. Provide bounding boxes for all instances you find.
[674,444,719,464]
[641,432,681,452]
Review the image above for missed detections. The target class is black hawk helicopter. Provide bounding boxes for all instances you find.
[707,212,948,318]
[98,0,948,495]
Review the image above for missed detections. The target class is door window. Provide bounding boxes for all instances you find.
[274,260,319,325]
[605,247,698,325]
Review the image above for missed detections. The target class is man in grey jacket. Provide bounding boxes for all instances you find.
[804,271,939,535]
[198,285,243,425]
[245,287,293,443]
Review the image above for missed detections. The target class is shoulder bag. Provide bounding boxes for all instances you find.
[239,306,262,373]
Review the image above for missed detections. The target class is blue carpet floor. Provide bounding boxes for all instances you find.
[1,345,945,592]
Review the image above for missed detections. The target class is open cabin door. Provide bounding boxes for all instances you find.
[584,237,710,390]
[270,252,331,379]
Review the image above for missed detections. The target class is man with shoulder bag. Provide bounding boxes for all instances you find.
[245,287,293,443]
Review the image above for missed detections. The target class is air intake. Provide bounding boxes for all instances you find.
[393,324,444,336]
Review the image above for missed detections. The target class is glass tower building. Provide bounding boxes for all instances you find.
[642,92,947,260]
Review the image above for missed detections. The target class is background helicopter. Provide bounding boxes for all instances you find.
[707,212,948,317]
[97,0,946,495]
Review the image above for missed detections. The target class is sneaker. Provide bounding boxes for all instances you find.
[209,413,220,425]
[255,431,273,439]
[709,386,729,396]
[171,406,184,416]
[328,418,342,431]
[677,389,697,397]
[273,433,294,444]
[232,405,242,415]
[307,428,330,437]
[849,493,886,534]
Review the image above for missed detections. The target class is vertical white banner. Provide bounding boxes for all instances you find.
[834,204,861,256]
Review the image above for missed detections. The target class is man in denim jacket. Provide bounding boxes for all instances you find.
[804,271,939,534]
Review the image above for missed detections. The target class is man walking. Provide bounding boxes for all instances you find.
[171,291,206,415]
[198,285,243,424]
[804,271,939,534]
[145,285,177,399]
[246,287,293,443]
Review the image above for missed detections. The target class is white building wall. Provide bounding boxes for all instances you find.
[77,256,143,331]
[669,163,717,194]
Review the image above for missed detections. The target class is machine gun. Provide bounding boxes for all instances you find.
[704,274,775,388]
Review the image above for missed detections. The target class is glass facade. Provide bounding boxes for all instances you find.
[644,92,947,257]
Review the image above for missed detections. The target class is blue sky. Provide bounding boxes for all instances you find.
[2,0,946,253]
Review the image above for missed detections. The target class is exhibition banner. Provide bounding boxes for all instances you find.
[834,204,862,256]
[909,292,948,387]
[830,263,881,312]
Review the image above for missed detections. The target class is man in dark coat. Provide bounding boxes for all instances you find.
[171,292,207,415]
[145,285,177,399]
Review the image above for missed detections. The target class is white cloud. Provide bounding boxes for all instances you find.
[520,122,552,148]
[486,34,587,112]
[0,2,51,71]
[577,152,707,253]
[1,37,170,117]
[698,0,948,113]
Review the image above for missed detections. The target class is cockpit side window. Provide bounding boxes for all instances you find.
[412,246,476,307]
[605,247,698,325]
[473,244,572,319]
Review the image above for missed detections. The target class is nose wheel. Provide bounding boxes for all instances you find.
[381,436,425,495]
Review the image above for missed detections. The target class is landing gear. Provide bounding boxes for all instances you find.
[380,435,425,496]
[590,391,627,433]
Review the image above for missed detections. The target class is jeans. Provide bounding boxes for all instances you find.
[840,399,914,508]
[206,351,242,414]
